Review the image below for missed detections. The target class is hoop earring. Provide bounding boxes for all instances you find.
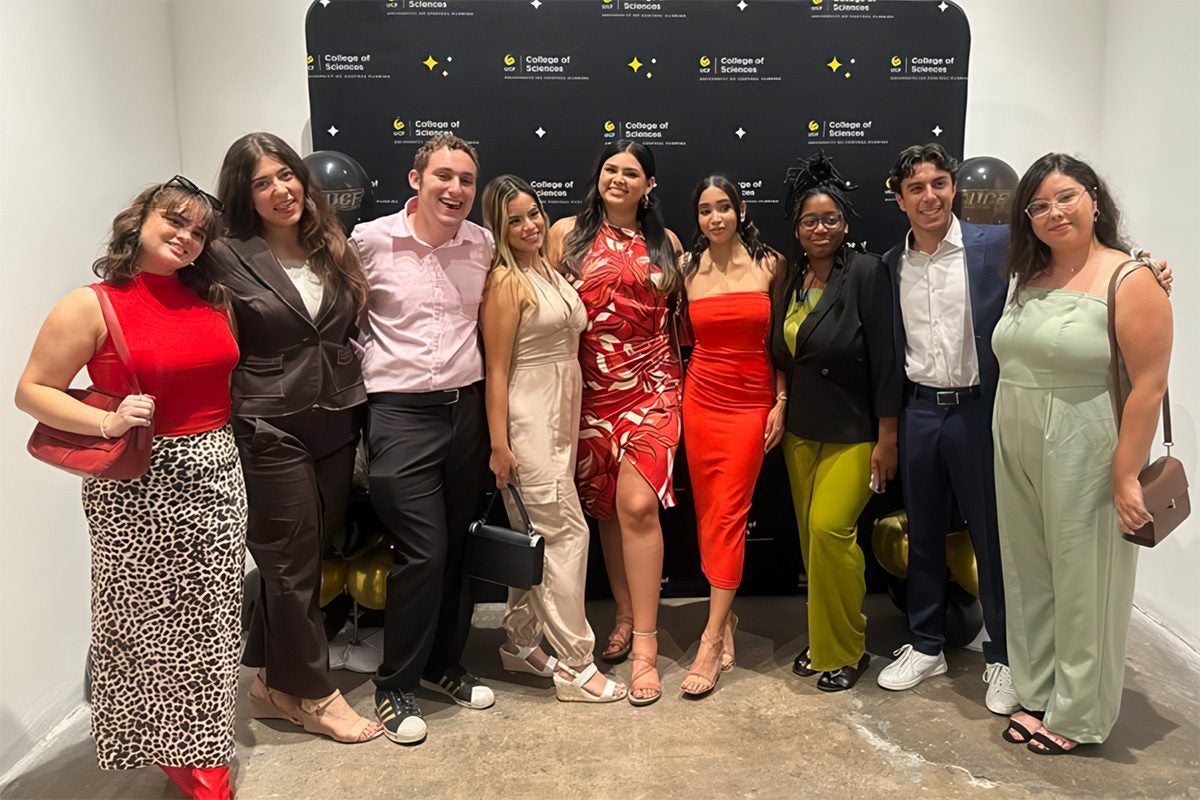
[1094,207,1100,221]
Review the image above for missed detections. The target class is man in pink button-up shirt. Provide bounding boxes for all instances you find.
[350,136,495,746]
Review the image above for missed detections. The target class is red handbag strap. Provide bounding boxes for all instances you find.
[1106,260,1171,446]
[90,284,143,395]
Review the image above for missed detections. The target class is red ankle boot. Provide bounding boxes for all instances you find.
[158,765,195,795]
[191,766,232,800]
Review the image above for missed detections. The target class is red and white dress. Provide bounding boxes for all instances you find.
[573,223,681,519]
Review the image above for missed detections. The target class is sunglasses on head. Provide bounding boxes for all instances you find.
[163,175,225,213]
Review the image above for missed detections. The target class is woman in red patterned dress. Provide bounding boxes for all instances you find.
[547,140,683,706]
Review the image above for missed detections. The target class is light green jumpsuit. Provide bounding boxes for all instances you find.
[992,287,1138,743]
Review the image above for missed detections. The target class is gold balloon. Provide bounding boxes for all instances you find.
[871,511,909,578]
[346,543,392,611]
[946,530,980,598]
[870,512,980,597]
[319,559,348,608]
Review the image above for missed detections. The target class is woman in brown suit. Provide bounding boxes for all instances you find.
[207,132,381,743]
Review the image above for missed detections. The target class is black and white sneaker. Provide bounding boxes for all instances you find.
[423,667,495,710]
[375,689,427,745]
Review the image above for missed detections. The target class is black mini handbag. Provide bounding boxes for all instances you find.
[465,485,545,589]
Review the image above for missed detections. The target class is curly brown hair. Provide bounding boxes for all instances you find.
[92,183,228,309]
[217,132,368,310]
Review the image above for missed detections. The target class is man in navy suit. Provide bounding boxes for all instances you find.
[875,144,1019,715]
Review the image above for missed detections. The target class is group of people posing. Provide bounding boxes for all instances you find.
[15,132,1172,798]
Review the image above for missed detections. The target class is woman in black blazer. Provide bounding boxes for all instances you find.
[770,155,901,692]
[207,132,381,743]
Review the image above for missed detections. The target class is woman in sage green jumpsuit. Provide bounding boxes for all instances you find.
[992,153,1172,753]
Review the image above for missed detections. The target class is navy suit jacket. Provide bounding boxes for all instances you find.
[882,221,1009,410]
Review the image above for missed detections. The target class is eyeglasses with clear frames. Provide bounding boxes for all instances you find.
[1024,188,1092,220]
[797,212,845,231]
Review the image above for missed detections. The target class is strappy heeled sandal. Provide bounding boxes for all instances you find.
[601,615,634,663]
[628,629,661,707]
[721,611,739,672]
[681,631,725,699]
[248,673,300,724]
[499,644,558,677]
[554,663,628,703]
[296,689,385,744]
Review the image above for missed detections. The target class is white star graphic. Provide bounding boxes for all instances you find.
[319,0,330,6]
[531,0,542,8]
[931,125,943,137]
[535,127,546,138]
[938,1,948,10]
[860,240,868,250]
[735,127,746,139]
[327,125,339,137]
[737,0,748,9]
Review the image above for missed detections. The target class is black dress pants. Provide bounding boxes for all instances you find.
[899,393,1008,666]
[236,406,360,699]
[366,384,488,692]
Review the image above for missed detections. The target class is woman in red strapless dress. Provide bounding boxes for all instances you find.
[679,176,786,698]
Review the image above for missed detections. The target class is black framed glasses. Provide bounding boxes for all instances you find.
[797,212,845,231]
[163,175,225,213]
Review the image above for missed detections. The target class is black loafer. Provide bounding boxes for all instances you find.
[793,647,818,677]
[816,653,871,693]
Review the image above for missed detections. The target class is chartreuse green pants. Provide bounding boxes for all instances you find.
[782,433,873,672]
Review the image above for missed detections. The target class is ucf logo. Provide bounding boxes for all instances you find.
[326,189,365,212]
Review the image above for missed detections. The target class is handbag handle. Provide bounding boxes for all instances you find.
[483,484,536,537]
[90,284,143,395]
[1106,258,1171,449]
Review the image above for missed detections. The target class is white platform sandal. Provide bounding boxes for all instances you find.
[499,644,558,677]
[554,663,627,703]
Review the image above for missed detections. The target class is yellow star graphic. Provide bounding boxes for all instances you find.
[627,56,644,73]
[423,55,439,71]
[826,56,842,72]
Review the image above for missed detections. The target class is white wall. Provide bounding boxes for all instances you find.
[1099,1,1200,650]
[0,1,183,777]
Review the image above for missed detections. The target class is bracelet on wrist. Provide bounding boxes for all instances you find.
[775,392,788,405]
[99,412,113,439]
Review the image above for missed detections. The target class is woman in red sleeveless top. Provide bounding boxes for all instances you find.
[547,140,684,706]
[16,180,244,800]
[678,176,786,698]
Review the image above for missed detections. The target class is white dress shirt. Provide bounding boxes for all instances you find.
[898,215,980,388]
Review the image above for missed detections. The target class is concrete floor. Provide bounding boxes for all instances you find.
[3,596,1198,800]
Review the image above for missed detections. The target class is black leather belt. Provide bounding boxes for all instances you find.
[912,384,981,406]
[369,383,480,408]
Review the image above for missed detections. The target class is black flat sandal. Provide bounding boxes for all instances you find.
[1002,710,1044,744]
[816,653,871,693]
[793,647,818,678]
[1027,731,1079,756]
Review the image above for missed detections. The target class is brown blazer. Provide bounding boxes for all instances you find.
[203,237,366,418]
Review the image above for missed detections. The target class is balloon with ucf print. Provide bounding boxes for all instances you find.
[954,156,1019,225]
[302,150,375,235]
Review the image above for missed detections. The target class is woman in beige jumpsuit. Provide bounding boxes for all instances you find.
[480,175,626,703]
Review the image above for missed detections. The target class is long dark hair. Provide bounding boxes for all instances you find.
[1006,152,1128,297]
[561,139,681,296]
[683,175,774,281]
[216,132,368,310]
[93,182,228,309]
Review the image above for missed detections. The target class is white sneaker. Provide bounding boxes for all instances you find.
[983,662,1021,714]
[876,644,948,690]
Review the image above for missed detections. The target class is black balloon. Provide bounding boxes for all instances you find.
[954,155,1019,226]
[302,150,375,234]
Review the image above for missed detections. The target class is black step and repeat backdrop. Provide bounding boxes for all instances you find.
[307,0,970,596]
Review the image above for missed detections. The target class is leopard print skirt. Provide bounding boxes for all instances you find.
[82,425,247,770]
